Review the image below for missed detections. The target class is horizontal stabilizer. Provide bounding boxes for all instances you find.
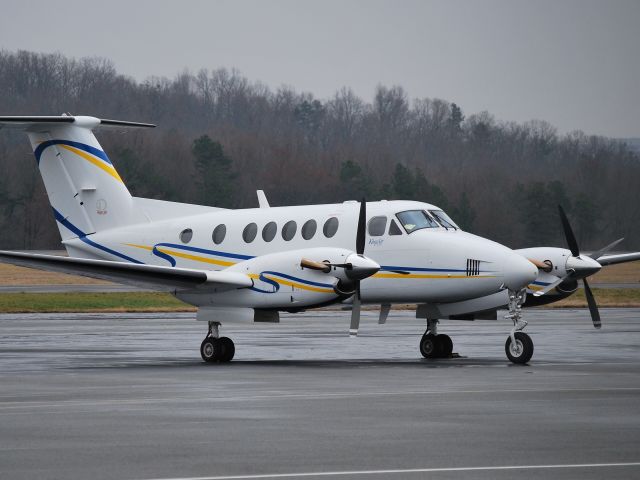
[0,115,155,129]
[0,251,252,292]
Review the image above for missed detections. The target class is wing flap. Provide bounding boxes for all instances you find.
[0,251,252,292]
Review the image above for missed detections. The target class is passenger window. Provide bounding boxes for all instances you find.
[301,219,317,240]
[282,220,297,241]
[389,219,403,236]
[367,216,387,236]
[212,224,226,244]
[262,221,277,242]
[396,210,439,233]
[323,217,339,238]
[243,223,258,243]
[179,228,193,243]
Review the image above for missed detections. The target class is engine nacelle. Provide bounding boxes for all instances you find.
[516,247,572,278]
[222,247,356,309]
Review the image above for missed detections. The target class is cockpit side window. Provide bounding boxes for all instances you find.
[388,219,403,236]
[395,210,439,233]
[429,210,459,230]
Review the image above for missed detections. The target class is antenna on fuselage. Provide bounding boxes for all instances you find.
[257,190,270,208]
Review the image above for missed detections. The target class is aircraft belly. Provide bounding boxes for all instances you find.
[362,276,502,304]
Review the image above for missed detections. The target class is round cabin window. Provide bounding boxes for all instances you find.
[323,217,339,238]
[282,220,297,241]
[180,228,193,243]
[262,221,277,242]
[212,224,226,244]
[243,223,258,243]
[301,219,317,240]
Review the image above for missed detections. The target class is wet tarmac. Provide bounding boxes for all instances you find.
[0,309,639,479]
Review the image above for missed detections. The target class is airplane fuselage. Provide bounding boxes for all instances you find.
[63,199,538,311]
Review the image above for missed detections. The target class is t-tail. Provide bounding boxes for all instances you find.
[0,115,154,249]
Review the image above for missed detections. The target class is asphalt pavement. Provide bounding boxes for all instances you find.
[0,309,639,480]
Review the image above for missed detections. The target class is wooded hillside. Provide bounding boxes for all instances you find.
[0,50,638,250]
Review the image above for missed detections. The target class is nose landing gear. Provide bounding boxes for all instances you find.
[504,289,533,364]
[200,321,235,363]
[419,319,454,359]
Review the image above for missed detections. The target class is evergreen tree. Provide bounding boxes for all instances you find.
[192,135,236,207]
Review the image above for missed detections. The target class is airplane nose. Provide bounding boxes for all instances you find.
[503,253,539,291]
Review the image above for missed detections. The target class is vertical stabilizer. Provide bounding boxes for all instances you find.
[0,115,155,242]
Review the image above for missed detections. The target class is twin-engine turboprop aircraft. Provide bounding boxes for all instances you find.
[0,115,638,365]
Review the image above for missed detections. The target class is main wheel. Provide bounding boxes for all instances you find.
[505,332,534,364]
[437,334,453,357]
[200,337,222,363]
[219,337,235,362]
[419,334,441,359]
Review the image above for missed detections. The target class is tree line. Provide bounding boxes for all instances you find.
[0,49,638,250]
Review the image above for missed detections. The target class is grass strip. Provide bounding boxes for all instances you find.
[546,288,640,308]
[0,292,196,313]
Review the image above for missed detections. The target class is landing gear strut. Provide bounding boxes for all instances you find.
[200,321,235,363]
[504,289,533,364]
[419,319,453,359]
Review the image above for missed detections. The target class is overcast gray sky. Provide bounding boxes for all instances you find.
[1,0,639,137]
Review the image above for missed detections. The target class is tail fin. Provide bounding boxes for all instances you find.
[0,115,154,241]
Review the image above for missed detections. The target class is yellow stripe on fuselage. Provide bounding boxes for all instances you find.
[125,243,236,267]
[60,145,123,183]
[248,273,334,294]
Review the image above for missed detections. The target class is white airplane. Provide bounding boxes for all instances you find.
[0,115,637,365]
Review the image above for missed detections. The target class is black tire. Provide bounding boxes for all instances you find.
[419,334,441,359]
[200,337,221,363]
[219,337,235,362]
[437,334,453,357]
[505,332,534,364]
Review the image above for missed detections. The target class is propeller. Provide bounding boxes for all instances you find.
[299,199,379,336]
[533,205,605,329]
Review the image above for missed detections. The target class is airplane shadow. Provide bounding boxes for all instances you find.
[68,355,520,371]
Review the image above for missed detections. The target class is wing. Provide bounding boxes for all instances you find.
[0,251,252,292]
[597,252,640,266]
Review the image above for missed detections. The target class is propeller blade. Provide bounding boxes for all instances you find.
[583,278,601,329]
[533,275,566,296]
[558,205,580,257]
[590,238,624,261]
[349,284,361,337]
[356,198,366,255]
[300,258,331,273]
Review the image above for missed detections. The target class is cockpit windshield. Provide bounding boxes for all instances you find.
[429,210,459,230]
[396,210,439,234]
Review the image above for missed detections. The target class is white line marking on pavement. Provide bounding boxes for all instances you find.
[138,462,640,480]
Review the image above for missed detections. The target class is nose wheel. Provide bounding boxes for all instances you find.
[504,289,534,364]
[200,322,235,363]
[505,332,533,364]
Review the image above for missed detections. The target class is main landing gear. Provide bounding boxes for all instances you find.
[200,321,235,363]
[419,319,454,359]
[504,289,534,364]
